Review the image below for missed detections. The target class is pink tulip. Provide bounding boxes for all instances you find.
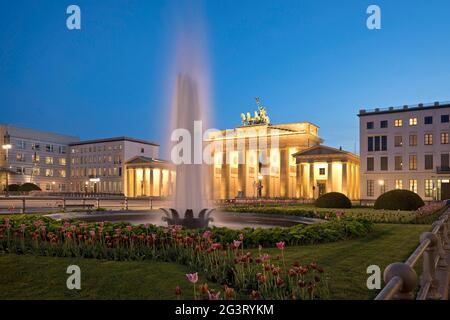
[232,240,241,249]
[186,272,198,284]
[208,290,221,300]
[202,230,212,239]
[276,241,285,250]
[210,243,221,251]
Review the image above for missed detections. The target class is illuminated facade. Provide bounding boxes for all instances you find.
[293,145,360,200]
[124,156,175,197]
[207,122,325,199]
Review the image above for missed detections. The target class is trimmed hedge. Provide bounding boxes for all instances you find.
[374,190,425,211]
[6,184,20,192]
[19,183,41,192]
[315,192,352,209]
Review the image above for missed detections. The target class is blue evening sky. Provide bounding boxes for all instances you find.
[1,0,450,156]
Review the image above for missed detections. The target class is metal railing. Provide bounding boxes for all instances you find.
[0,196,172,214]
[360,101,450,115]
[375,207,450,300]
[436,166,450,174]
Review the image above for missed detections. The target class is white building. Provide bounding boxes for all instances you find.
[359,102,450,201]
[69,137,159,194]
[1,124,160,195]
[0,124,79,192]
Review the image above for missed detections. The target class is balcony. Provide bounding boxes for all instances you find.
[436,166,450,174]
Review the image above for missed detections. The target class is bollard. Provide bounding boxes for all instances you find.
[96,198,100,209]
[150,197,153,210]
[63,198,66,211]
[124,197,128,210]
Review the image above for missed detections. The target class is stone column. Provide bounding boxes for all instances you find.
[238,150,246,197]
[342,162,348,197]
[327,162,333,193]
[149,168,154,197]
[309,162,314,199]
[159,168,163,196]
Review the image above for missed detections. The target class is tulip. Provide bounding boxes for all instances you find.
[186,272,199,300]
[250,290,261,300]
[223,285,235,299]
[202,230,212,239]
[199,283,209,294]
[276,241,285,250]
[232,240,241,249]
[175,286,182,299]
[207,290,221,300]
[276,277,285,288]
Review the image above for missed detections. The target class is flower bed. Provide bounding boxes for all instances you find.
[221,201,448,224]
[0,216,372,299]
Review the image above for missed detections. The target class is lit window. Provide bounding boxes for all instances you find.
[394,119,403,127]
[409,155,417,170]
[319,168,325,175]
[45,156,54,165]
[409,117,418,126]
[425,180,433,197]
[59,158,66,166]
[16,153,25,162]
[395,180,403,189]
[32,154,40,162]
[45,169,53,177]
[424,134,433,145]
[441,133,449,144]
[32,168,40,176]
[59,170,66,178]
[409,179,417,193]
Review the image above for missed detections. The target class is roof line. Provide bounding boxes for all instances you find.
[69,136,159,147]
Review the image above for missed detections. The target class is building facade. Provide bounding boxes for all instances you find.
[293,145,360,200]
[69,137,159,194]
[1,125,160,195]
[207,122,323,199]
[0,125,79,192]
[124,156,175,197]
[359,102,450,201]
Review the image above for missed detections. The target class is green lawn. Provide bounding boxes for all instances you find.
[0,255,215,300]
[264,223,430,299]
[0,223,430,300]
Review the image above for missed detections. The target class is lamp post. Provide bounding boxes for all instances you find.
[2,132,12,197]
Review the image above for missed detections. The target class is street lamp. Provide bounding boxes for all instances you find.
[2,132,12,197]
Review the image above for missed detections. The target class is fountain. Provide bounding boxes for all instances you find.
[160,9,214,229]
[161,73,214,228]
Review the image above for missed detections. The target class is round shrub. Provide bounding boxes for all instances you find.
[374,190,424,211]
[315,192,352,208]
[19,183,41,192]
[6,184,20,192]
